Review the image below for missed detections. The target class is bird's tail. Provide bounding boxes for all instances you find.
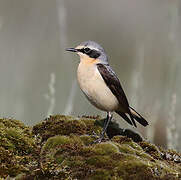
[129,106,148,127]
[116,106,148,127]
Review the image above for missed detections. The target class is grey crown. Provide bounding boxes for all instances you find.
[79,40,109,64]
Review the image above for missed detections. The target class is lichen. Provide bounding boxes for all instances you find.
[0,115,181,179]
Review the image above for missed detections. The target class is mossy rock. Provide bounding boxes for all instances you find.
[32,115,103,142]
[0,118,38,178]
[0,115,181,179]
[39,134,181,180]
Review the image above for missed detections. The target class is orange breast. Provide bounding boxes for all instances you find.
[81,56,100,65]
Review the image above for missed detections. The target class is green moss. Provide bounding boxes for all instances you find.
[86,155,117,168]
[79,135,95,145]
[39,131,181,179]
[0,118,38,178]
[0,115,181,179]
[117,159,155,179]
[32,115,102,142]
[139,141,162,159]
[92,142,119,155]
[89,169,114,180]
[43,135,73,151]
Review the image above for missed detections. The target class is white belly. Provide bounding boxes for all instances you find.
[77,63,120,112]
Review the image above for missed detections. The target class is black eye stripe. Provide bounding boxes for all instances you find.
[77,49,85,53]
[78,48,101,58]
[84,48,91,53]
[89,50,101,58]
[77,48,91,54]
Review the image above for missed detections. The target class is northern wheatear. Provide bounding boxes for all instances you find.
[66,41,148,142]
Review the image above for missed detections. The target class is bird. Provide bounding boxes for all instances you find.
[66,41,148,143]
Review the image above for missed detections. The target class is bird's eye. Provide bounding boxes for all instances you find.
[84,48,91,53]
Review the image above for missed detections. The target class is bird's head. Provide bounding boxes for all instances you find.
[66,41,108,64]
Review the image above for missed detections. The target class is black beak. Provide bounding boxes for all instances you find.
[65,48,78,52]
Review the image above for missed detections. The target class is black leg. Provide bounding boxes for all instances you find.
[93,112,113,143]
[102,113,109,132]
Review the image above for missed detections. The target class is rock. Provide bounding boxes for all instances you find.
[0,118,38,178]
[0,115,180,179]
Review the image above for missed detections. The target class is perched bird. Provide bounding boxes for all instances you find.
[66,41,148,142]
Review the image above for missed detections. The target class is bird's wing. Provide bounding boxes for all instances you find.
[96,63,130,113]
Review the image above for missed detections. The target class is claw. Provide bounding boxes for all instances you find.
[90,112,113,144]
[92,131,98,137]
[91,136,104,144]
[93,138,103,144]
[91,132,105,144]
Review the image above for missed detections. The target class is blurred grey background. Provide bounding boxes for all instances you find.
[0,0,180,151]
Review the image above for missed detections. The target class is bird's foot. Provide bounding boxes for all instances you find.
[91,131,99,138]
[91,133,105,144]
[93,137,103,144]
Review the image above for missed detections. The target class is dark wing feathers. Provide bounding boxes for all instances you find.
[97,63,149,128]
[97,63,130,113]
[97,63,137,127]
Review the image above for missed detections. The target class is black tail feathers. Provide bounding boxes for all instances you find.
[116,107,148,127]
[129,106,148,127]
[115,111,133,126]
